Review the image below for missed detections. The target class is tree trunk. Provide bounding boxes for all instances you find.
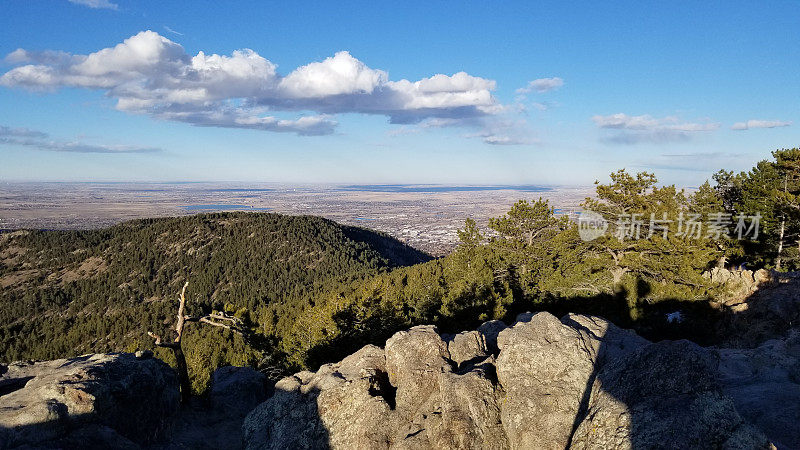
[172,346,192,404]
[149,280,247,405]
[776,174,789,271]
[776,217,785,271]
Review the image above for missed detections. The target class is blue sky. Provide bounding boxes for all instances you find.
[1,0,798,186]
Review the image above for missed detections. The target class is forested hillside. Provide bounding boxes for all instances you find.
[271,148,800,368]
[0,213,430,389]
[2,148,798,391]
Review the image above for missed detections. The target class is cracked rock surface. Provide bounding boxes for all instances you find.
[243,312,782,449]
[0,353,179,448]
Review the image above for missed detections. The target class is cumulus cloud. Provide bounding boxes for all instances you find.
[0,125,161,153]
[279,51,386,98]
[731,119,791,130]
[68,0,118,9]
[592,113,720,144]
[4,49,77,66]
[516,77,564,94]
[0,31,504,137]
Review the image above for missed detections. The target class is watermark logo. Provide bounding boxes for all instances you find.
[578,210,609,241]
[577,210,761,242]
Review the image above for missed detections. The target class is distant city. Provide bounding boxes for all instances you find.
[0,182,592,255]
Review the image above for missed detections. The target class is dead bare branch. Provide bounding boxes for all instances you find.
[146,280,254,403]
[173,281,189,343]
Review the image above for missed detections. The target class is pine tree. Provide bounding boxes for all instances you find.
[773,148,800,269]
[488,199,562,247]
[457,218,484,250]
[582,170,719,302]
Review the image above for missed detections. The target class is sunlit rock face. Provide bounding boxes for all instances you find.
[243,312,775,450]
[0,352,179,448]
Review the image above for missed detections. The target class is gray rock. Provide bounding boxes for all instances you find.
[210,365,268,417]
[0,353,179,448]
[569,340,771,449]
[446,331,488,368]
[716,333,800,449]
[243,344,394,450]
[243,314,773,450]
[385,325,451,423]
[494,312,642,449]
[430,357,507,449]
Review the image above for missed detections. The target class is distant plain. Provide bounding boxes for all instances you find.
[0,182,593,255]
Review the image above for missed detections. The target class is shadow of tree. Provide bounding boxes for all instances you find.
[293,272,800,448]
[242,384,329,449]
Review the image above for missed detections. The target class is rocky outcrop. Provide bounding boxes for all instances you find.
[705,267,773,309]
[716,330,800,449]
[0,352,179,449]
[243,312,775,449]
[716,271,800,348]
[3,313,795,449]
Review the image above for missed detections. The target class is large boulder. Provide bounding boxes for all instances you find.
[569,340,769,449]
[705,267,772,305]
[243,344,395,449]
[495,313,648,449]
[716,331,800,449]
[0,353,179,448]
[244,313,772,449]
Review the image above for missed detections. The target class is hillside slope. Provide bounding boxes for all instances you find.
[0,213,430,388]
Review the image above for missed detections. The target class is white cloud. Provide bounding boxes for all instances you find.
[0,124,161,153]
[75,31,184,78]
[592,113,660,130]
[279,51,386,98]
[530,101,553,111]
[4,49,76,65]
[415,72,496,93]
[1,31,504,137]
[480,134,534,145]
[592,113,720,144]
[731,119,791,130]
[516,77,564,94]
[68,0,118,10]
[155,109,337,136]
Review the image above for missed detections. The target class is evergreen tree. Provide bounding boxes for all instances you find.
[457,218,484,250]
[488,199,562,247]
[582,170,719,313]
[772,148,800,269]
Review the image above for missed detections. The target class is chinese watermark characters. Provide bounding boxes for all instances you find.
[578,210,761,242]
